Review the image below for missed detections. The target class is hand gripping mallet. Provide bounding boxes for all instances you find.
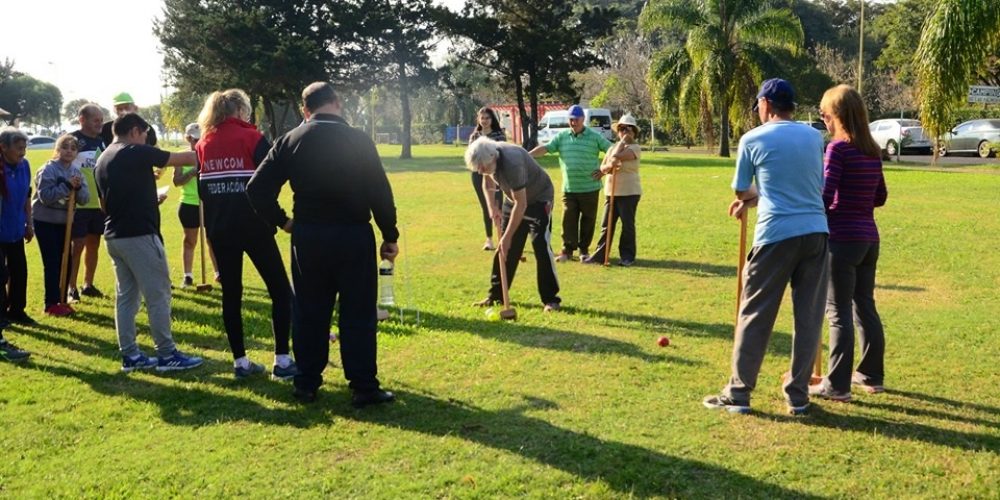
[196,203,213,291]
[494,219,517,321]
[57,189,76,305]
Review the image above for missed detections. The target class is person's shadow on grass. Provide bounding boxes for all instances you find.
[9,352,821,498]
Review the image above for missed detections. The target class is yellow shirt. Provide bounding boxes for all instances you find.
[604,144,642,196]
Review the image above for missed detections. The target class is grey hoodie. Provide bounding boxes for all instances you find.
[31,159,90,225]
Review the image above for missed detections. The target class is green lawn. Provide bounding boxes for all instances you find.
[1,144,997,498]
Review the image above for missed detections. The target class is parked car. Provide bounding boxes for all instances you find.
[939,119,1000,158]
[537,108,613,145]
[798,120,831,148]
[26,136,56,150]
[869,119,933,155]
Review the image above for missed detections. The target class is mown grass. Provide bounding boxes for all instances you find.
[0,144,996,498]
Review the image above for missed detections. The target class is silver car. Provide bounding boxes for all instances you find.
[939,119,1000,158]
[869,119,933,155]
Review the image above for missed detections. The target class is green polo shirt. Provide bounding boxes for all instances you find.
[546,127,612,193]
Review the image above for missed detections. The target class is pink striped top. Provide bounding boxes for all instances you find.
[823,140,888,242]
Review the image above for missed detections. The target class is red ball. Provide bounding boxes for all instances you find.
[657,336,670,347]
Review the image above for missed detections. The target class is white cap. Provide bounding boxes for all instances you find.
[184,123,200,139]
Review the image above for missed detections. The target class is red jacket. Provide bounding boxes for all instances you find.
[195,117,285,239]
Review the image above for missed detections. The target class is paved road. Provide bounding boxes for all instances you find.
[888,154,999,166]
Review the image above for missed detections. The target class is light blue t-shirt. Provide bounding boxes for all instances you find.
[732,121,828,247]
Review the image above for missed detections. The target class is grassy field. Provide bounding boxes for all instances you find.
[1,144,997,498]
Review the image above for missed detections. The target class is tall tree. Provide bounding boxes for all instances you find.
[349,0,439,159]
[915,0,1000,145]
[157,0,342,138]
[0,72,62,127]
[441,0,616,147]
[641,0,804,157]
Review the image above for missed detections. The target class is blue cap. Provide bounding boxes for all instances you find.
[568,105,585,118]
[752,78,796,111]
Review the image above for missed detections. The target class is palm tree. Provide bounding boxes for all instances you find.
[641,0,804,157]
[915,0,1000,150]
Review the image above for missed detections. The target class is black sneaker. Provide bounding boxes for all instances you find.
[182,276,194,289]
[352,389,395,408]
[80,285,104,298]
[293,386,318,404]
[0,340,30,362]
[702,394,751,414]
[67,288,81,303]
[7,312,37,325]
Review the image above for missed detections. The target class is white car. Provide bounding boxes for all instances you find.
[26,136,57,150]
[869,119,933,155]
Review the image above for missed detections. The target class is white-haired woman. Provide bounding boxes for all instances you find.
[195,89,296,380]
[464,137,562,311]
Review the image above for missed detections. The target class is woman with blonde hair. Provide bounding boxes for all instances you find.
[195,89,297,380]
[811,84,888,401]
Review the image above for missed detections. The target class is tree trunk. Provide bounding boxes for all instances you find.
[719,102,731,158]
[399,62,412,160]
[514,74,530,147]
[262,97,278,140]
[526,66,540,150]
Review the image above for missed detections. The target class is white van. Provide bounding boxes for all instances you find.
[537,108,614,145]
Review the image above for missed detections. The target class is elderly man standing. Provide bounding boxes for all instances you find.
[68,103,108,302]
[530,105,611,262]
[703,78,829,416]
[467,137,562,312]
[247,82,398,407]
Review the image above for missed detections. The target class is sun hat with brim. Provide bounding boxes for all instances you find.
[752,78,796,111]
[612,113,640,133]
[184,123,201,139]
[112,92,135,106]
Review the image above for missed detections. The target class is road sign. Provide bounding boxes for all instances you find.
[968,86,1000,104]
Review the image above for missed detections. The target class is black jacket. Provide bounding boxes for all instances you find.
[246,114,398,243]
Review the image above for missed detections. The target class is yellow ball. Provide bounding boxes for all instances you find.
[485,308,501,321]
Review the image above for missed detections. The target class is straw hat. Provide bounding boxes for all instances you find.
[612,113,640,133]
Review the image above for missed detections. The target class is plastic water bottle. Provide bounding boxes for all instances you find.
[379,259,395,306]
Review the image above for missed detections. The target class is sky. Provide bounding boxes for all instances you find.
[3,0,466,110]
[5,0,894,110]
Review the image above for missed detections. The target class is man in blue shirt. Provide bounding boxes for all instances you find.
[703,78,829,416]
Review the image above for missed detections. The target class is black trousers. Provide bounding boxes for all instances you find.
[825,241,885,390]
[33,221,71,308]
[472,172,503,238]
[210,231,292,360]
[489,200,560,305]
[0,244,7,327]
[590,195,640,263]
[561,190,600,255]
[0,240,27,316]
[291,222,380,393]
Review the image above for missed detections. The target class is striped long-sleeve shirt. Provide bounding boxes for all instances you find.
[822,140,887,242]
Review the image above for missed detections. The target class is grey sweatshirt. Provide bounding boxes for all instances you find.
[31,159,90,225]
